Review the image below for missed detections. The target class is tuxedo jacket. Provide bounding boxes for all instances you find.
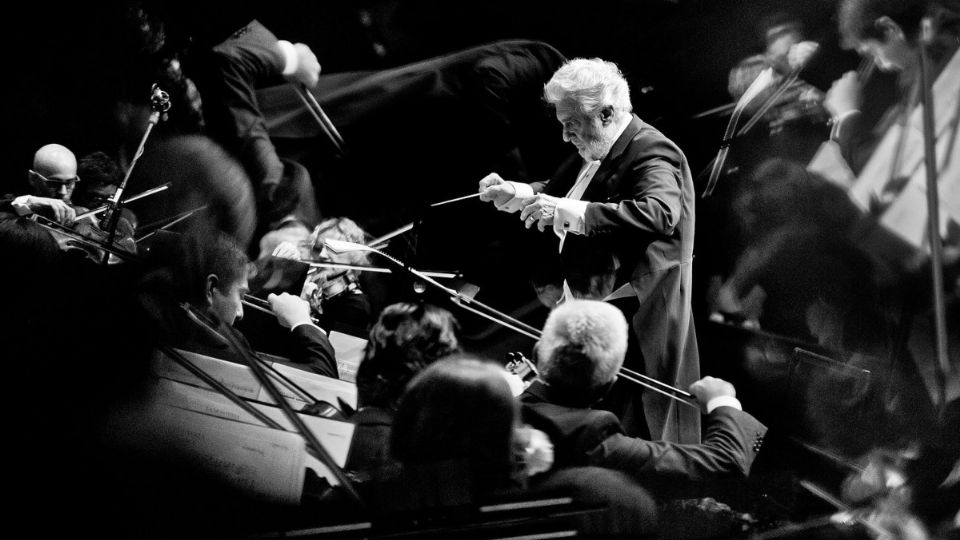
[172,313,339,379]
[530,115,701,444]
[520,381,767,496]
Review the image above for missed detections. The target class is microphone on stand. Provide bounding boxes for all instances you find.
[149,84,172,125]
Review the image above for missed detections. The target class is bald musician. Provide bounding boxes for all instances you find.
[2,144,80,224]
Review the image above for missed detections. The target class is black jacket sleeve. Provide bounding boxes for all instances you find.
[287,323,339,379]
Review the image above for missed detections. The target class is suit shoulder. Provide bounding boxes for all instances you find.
[627,124,685,163]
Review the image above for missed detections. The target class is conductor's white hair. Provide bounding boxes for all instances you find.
[543,58,633,117]
[537,300,629,392]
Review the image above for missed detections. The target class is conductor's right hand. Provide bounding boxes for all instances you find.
[479,173,517,210]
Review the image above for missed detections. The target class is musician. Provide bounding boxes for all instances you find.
[725,11,828,165]
[73,151,123,210]
[141,229,338,378]
[825,0,960,174]
[383,357,659,536]
[74,151,139,250]
[728,11,824,114]
[345,302,461,475]
[1,144,80,224]
[520,300,767,499]
[264,216,374,333]
[478,57,700,444]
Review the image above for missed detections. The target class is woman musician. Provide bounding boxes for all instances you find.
[261,216,374,333]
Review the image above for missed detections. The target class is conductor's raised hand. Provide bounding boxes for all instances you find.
[519,194,559,232]
[478,172,517,209]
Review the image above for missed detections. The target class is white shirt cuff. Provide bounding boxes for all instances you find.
[553,198,588,236]
[497,182,535,213]
[277,40,299,76]
[11,195,33,216]
[706,395,742,414]
[290,321,326,335]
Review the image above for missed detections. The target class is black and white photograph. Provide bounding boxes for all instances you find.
[2,0,958,537]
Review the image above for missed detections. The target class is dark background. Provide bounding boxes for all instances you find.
[5,0,864,362]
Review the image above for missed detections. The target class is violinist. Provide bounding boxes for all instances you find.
[520,300,767,499]
[825,0,960,175]
[1,144,79,224]
[726,12,829,164]
[267,216,374,333]
[141,229,339,378]
[71,151,139,256]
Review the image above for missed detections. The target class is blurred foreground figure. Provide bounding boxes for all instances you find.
[345,302,461,475]
[381,357,660,536]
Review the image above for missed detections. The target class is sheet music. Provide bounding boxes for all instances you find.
[328,331,367,383]
[147,403,307,505]
[154,348,357,408]
[267,362,358,408]
[151,378,355,467]
[152,348,261,399]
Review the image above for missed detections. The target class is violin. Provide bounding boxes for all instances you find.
[309,268,357,304]
[33,207,138,265]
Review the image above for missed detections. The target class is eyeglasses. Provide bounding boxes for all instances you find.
[30,169,80,185]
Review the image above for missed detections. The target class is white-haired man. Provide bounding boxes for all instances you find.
[479,57,700,443]
[521,300,767,498]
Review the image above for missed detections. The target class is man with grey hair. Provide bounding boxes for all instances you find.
[521,300,767,498]
[479,57,700,444]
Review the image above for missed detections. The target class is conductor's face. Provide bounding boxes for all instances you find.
[556,101,617,161]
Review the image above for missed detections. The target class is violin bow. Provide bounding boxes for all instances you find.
[75,183,171,222]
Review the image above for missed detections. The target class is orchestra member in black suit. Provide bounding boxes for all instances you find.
[520,299,767,498]
[140,229,338,378]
